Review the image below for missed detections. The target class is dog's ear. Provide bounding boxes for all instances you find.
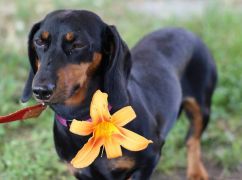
[103,25,132,110]
[21,22,41,103]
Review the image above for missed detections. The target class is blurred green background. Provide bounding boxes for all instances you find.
[0,0,242,179]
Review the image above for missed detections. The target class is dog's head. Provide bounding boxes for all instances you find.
[21,10,131,110]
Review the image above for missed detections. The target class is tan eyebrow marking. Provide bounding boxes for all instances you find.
[65,32,74,41]
[41,31,49,40]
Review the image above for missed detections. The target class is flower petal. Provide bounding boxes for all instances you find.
[90,90,111,124]
[111,106,136,126]
[71,137,103,168]
[115,127,153,151]
[70,120,93,136]
[104,137,122,159]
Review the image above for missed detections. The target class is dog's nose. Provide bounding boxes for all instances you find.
[32,84,55,100]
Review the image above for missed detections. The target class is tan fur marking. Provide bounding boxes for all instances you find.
[36,59,41,70]
[65,82,88,106]
[183,98,203,139]
[187,137,208,180]
[41,31,49,40]
[183,98,208,180]
[87,52,102,76]
[65,32,74,41]
[54,52,102,106]
[57,63,90,106]
[109,157,135,171]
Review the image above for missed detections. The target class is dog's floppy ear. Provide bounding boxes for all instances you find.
[21,22,41,103]
[103,25,132,110]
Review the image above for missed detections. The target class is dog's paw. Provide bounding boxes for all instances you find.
[187,161,208,180]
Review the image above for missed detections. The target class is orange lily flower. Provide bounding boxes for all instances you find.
[70,90,153,168]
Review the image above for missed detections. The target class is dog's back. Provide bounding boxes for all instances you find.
[127,27,217,179]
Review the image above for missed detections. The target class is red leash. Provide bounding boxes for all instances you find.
[0,104,47,123]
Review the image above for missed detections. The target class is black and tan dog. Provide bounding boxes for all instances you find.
[21,10,217,180]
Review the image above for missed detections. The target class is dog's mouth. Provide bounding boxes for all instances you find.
[70,84,81,97]
[34,96,51,104]
[33,91,51,104]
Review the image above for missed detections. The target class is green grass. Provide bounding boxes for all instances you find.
[0,1,242,179]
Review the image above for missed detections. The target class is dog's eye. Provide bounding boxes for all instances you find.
[68,42,87,55]
[72,42,86,50]
[65,41,88,55]
[34,38,47,47]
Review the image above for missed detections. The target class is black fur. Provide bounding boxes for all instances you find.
[22,10,217,180]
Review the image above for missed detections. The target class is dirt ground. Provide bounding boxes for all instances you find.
[151,161,242,180]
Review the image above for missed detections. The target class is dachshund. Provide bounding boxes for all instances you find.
[21,10,217,180]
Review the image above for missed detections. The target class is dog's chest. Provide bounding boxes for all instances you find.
[73,156,136,179]
[107,156,136,172]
